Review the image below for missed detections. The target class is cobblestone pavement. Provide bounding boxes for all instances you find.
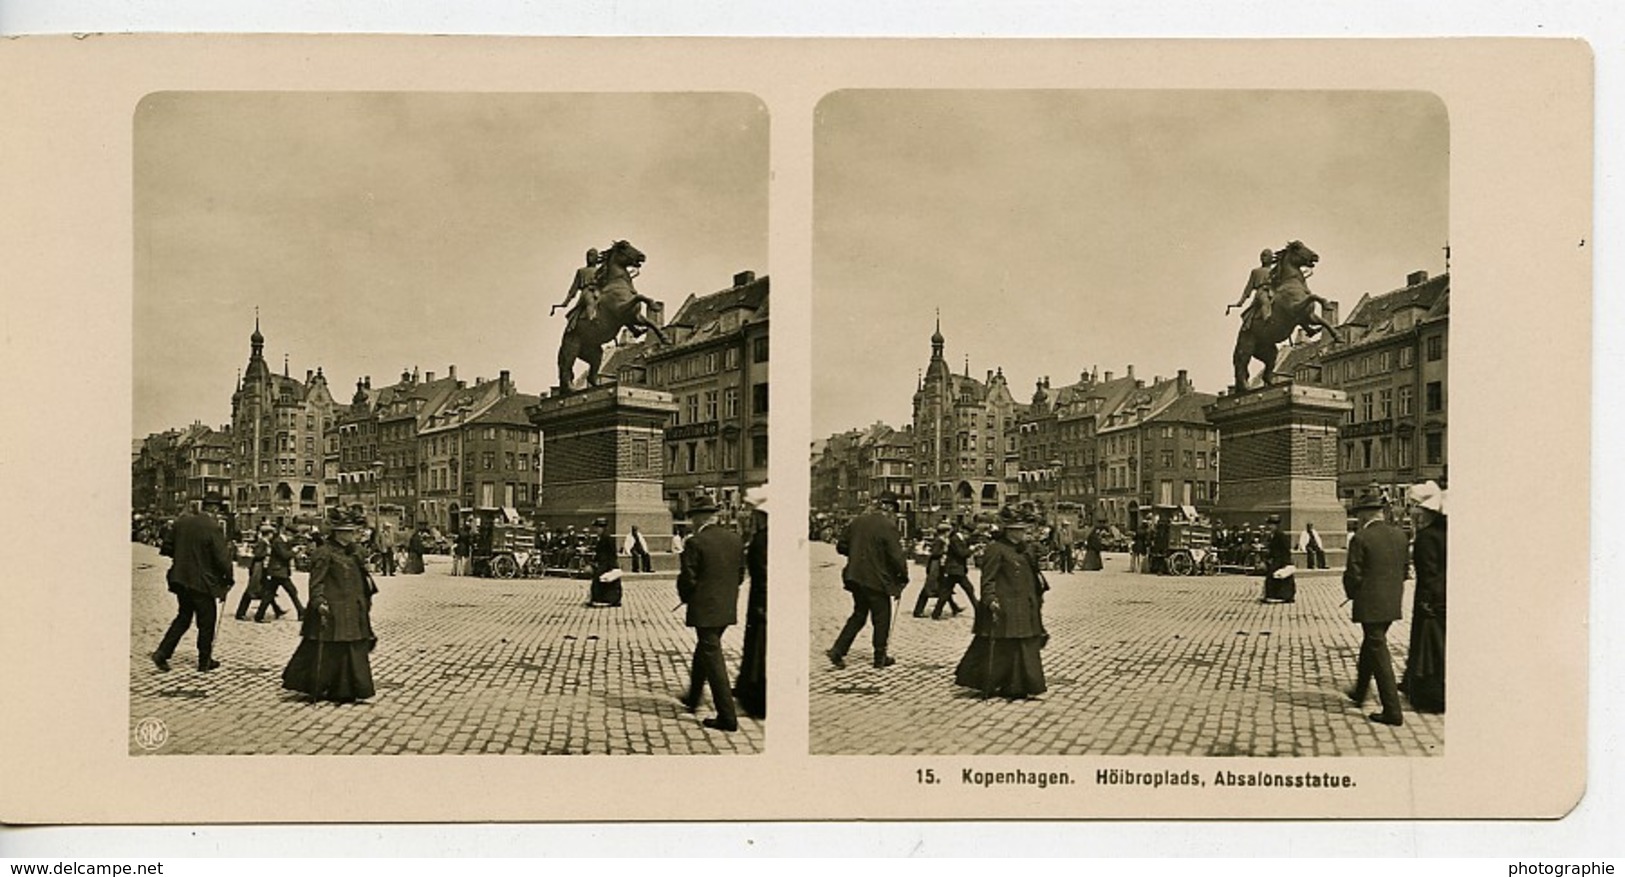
[129,543,762,756]
[809,542,1442,756]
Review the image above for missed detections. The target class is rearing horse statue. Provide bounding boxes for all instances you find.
[556,239,670,393]
[1232,240,1343,394]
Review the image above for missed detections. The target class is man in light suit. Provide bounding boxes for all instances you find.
[1343,490,1410,726]
[676,494,745,732]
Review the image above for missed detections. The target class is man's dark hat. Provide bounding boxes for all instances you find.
[328,507,367,529]
[202,490,225,507]
[1265,514,1281,524]
[1350,491,1387,512]
[876,491,900,508]
[685,494,720,517]
[591,517,609,528]
[998,506,1030,528]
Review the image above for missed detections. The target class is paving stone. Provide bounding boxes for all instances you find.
[808,542,1441,756]
[128,544,762,756]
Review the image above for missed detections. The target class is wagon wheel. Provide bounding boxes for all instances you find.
[1167,551,1194,577]
[522,554,545,578]
[491,554,519,579]
[1201,552,1220,576]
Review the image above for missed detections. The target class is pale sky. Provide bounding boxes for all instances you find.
[134,91,767,437]
[813,90,1448,437]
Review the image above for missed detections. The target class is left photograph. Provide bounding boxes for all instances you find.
[129,92,770,755]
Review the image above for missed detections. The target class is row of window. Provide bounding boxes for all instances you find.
[1344,432,1446,471]
[1346,381,1444,424]
[667,434,770,475]
[671,383,768,427]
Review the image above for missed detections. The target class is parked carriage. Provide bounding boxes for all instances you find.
[460,507,538,579]
[1148,504,1219,576]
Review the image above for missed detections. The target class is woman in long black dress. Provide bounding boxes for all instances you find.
[955,509,1047,699]
[1403,481,1447,713]
[1080,523,1105,571]
[733,487,768,719]
[282,509,377,703]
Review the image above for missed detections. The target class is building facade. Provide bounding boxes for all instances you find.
[461,392,543,517]
[228,321,337,529]
[606,270,770,520]
[910,320,1018,527]
[1280,270,1449,501]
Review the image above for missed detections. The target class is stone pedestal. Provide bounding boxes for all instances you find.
[528,383,678,551]
[1205,383,1353,558]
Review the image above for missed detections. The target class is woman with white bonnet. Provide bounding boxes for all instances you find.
[1403,480,1447,713]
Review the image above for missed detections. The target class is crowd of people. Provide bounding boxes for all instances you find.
[824,480,1448,722]
[142,488,772,731]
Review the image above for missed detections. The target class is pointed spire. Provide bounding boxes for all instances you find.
[283,353,289,377]
[963,354,969,378]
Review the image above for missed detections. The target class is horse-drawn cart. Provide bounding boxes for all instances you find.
[1149,504,1218,576]
[462,507,538,579]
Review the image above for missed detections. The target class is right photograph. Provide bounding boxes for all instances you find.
[809,90,1449,757]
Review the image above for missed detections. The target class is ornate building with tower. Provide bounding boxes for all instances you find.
[228,319,336,529]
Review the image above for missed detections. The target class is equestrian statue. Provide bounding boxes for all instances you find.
[553,239,670,394]
[1230,239,1343,394]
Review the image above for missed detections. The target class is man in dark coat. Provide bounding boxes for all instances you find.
[934,521,977,616]
[262,522,304,620]
[152,492,235,672]
[827,492,910,669]
[676,495,745,732]
[1343,490,1410,725]
[1261,514,1297,604]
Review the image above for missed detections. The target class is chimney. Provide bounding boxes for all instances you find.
[364,376,371,389]
[1177,369,1189,392]
[448,364,457,381]
[1322,299,1340,327]
[1154,375,1162,386]
[413,365,420,382]
[1044,376,1051,388]
[426,371,435,382]
[499,370,512,393]
[305,369,313,383]
[986,370,994,384]
[1105,370,1114,382]
[1407,270,1429,286]
[1126,364,1135,380]
[733,270,756,287]
[401,368,412,384]
[1081,371,1090,385]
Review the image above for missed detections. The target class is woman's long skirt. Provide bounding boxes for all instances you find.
[1404,615,1446,713]
[1080,549,1104,571]
[733,616,767,719]
[1262,573,1297,602]
[954,635,1046,699]
[282,638,375,702]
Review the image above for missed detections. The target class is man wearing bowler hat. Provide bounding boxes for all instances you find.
[676,494,745,731]
[827,491,910,669]
[1343,489,1410,726]
[151,491,236,673]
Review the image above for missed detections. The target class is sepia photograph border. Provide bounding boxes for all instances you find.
[0,35,1592,823]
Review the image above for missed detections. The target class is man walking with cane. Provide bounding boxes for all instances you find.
[826,491,910,670]
[151,491,235,673]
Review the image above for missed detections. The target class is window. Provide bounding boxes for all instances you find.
[1160,450,1174,468]
[1379,388,1393,420]
[481,452,494,471]
[1378,437,1392,469]
[1183,450,1194,469]
[1399,386,1415,416]
[1425,432,1444,465]
[504,452,515,471]
[1426,335,1444,362]
[1195,480,1208,501]
[752,434,769,468]
[687,394,700,423]
[753,337,769,363]
[725,387,740,419]
[706,351,718,374]
[722,437,738,470]
[1160,426,1174,439]
[705,390,718,422]
[700,440,715,472]
[1345,443,1357,471]
[1400,347,1415,369]
[304,461,313,477]
[725,348,739,370]
[518,454,528,472]
[483,427,496,440]
[1361,439,1373,470]
[1426,381,1443,413]
[1159,480,1174,505]
[1398,435,1413,469]
[685,442,697,473]
[1197,451,1208,470]
[1361,393,1374,422]
[752,382,769,415]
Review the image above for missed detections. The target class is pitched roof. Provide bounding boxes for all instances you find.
[471,393,542,427]
[1151,391,1219,424]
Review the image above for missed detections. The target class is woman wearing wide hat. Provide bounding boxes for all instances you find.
[954,507,1048,699]
[281,507,378,703]
[1402,481,1447,713]
[1261,514,1297,604]
[733,485,769,719]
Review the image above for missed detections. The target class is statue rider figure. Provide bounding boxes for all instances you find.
[552,247,603,333]
[1228,247,1276,332]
